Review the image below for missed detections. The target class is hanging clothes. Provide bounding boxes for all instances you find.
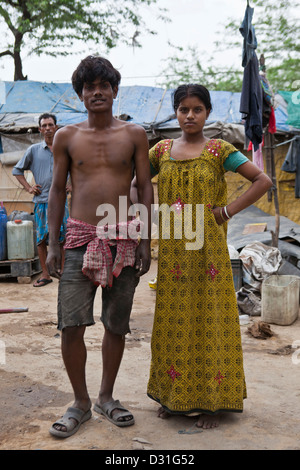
[268,107,276,134]
[247,137,264,171]
[259,73,276,132]
[239,3,257,67]
[239,5,263,152]
[281,136,300,198]
[253,142,264,171]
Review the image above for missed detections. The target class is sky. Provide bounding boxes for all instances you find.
[0,0,247,86]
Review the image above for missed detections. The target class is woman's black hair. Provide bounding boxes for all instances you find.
[72,55,121,96]
[172,84,212,112]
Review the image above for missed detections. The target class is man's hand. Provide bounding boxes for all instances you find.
[46,244,63,279]
[135,239,151,277]
[29,184,42,195]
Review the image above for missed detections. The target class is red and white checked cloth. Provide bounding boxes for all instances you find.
[64,217,142,287]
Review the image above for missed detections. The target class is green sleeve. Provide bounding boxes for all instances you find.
[223,151,249,172]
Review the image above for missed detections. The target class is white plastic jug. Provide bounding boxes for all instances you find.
[7,219,34,260]
[261,275,300,325]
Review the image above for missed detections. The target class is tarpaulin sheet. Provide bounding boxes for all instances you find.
[0,81,296,133]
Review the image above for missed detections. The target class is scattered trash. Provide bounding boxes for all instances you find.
[132,437,153,449]
[228,245,240,259]
[237,287,261,316]
[148,277,157,290]
[247,321,274,340]
[178,422,203,434]
[132,437,152,445]
[239,314,250,325]
[239,242,282,291]
[242,223,267,235]
[267,345,294,356]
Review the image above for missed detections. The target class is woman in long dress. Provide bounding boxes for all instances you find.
[146,84,272,428]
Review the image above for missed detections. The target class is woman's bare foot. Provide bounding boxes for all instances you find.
[157,406,171,419]
[196,413,221,429]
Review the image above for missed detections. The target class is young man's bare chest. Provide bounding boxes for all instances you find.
[68,126,135,172]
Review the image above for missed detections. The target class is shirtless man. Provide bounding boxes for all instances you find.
[46,56,153,438]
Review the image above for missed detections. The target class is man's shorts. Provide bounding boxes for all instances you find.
[57,244,139,335]
[34,202,69,245]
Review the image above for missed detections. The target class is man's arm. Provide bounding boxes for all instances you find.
[46,127,70,278]
[14,174,42,196]
[132,125,154,276]
[12,147,42,195]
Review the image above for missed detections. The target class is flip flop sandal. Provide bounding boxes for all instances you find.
[49,406,92,438]
[94,399,135,427]
[33,278,53,287]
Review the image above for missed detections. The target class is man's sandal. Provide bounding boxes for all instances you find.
[94,399,135,427]
[49,407,92,438]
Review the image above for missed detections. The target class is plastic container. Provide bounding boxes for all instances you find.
[7,219,35,260]
[8,210,37,256]
[261,275,300,325]
[231,259,243,291]
[0,202,8,260]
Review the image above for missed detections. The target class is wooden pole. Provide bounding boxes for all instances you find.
[265,130,280,247]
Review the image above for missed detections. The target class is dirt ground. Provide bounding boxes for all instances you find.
[0,258,300,452]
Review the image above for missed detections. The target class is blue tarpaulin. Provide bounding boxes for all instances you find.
[0,80,296,133]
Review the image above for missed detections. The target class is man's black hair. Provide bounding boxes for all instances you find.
[72,55,121,96]
[38,113,57,126]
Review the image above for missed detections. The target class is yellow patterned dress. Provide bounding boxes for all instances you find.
[147,138,247,415]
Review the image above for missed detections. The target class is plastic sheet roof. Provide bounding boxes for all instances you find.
[0,80,297,133]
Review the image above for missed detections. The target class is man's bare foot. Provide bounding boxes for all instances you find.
[157,406,171,419]
[196,413,220,429]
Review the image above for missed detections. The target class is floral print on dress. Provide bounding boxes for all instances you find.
[205,263,220,281]
[170,264,182,280]
[214,370,225,385]
[167,365,181,382]
[206,139,222,157]
[155,139,171,159]
[172,197,185,214]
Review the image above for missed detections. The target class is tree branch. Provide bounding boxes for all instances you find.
[0,5,17,35]
[0,50,14,58]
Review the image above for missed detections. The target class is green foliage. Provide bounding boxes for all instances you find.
[158,0,300,93]
[157,45,243,92]
[213,0,300,92]
[0,0,166,80]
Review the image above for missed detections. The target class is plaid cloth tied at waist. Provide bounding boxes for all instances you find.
[64,217,142,287]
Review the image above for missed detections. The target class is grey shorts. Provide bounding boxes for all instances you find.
[57,244,139,335]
